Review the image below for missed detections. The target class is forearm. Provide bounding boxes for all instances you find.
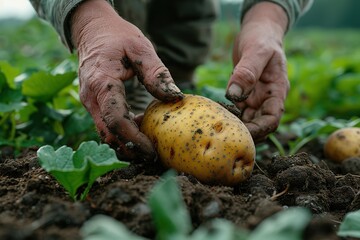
[71,0,122,49]
[241,0,313,31]
[29,0,114,51]
[241,2,288,40]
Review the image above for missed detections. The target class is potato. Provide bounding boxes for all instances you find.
[140,94,255,186]
[324,127,360,163]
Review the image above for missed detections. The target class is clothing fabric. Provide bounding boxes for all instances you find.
[30,0,112,50]
[240,0,313,31]
[30,0,312,52]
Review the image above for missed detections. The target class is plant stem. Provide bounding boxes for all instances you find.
[269,134,286,156]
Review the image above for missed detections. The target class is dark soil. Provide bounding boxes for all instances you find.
[1,137,360,240]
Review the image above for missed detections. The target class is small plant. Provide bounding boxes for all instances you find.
[37,141,129,201]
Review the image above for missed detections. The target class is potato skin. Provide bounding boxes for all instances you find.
[324,127,360,163]
[140,94,255,186]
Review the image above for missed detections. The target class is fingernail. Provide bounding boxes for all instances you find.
[168,82,181,93]
[226,84,243,102]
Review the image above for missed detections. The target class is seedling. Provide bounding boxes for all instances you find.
[37,141,129,201]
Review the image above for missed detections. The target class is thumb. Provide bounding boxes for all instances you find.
[226,50,270,103]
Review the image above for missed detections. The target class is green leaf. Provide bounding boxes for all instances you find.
[0,61,21,89]
[0,86,23,104]
[249,207,312,240]
[191,219,249,240]
[148,171,192,240]
[338,210,360,238]
[81,215,148,240]
[0,102,26,113]
[22,71,76,101]
[37,141,129,201]
[0,71,6,92]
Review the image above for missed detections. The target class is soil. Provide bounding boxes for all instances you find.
[1,136,360,240]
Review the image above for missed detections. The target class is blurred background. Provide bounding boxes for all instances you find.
[220,0,360,28]
[1,0,360,27]
[0,0,359,153]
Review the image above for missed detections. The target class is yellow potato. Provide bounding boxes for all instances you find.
[140,94,255,186]
[324,127,360,163]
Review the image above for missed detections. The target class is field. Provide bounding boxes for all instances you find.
[1,18,360,239]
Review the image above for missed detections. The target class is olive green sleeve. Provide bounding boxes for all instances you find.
[29,0,114,51]
[241,0,314,30]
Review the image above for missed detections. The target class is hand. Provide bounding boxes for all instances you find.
[226,2,290,142]
[71,0,183,161]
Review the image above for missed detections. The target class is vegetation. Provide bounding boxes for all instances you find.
[37,141,129,201]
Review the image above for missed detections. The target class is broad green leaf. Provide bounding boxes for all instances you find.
[72,141,128,187]
[22,71,76,101]
[0,61,21,89]
[64,111,94,134]
[37,141,129,200]
[249,207,312,240]
[148,171,192,240]
[338,210,360,238]
[0,85,23,106]
[81,215,148,240]
[191,219,249,240]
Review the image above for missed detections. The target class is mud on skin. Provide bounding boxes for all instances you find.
[120,56,184,102]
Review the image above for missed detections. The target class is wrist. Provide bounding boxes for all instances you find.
[241,2,288,37]
[70,0,119,48]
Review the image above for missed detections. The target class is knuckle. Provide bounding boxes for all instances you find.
[232,66,257,86]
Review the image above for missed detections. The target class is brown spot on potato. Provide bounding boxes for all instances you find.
[170,147,175,160]
[195,129,203,134]
[213,122,223,133]
[336,132,346,140]
[163,113,170,122]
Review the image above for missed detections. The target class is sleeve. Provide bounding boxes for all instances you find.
[241,0,314,31]
[29,0,114,51]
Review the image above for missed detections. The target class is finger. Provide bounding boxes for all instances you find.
[133,113,144,127]
[243,97,284,142]
[226,47,271,103]
[81,75,156,162]
[125,37,184,102]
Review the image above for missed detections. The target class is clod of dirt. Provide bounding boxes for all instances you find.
[275,165,335,192]
[268,152,313,177]
[335,173,360,190]
[330,186,355,210]
[341,157,360,175]
[348,191,360,211]
[238,174,276,196]
[295,193,329,213]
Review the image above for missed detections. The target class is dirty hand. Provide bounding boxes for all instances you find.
[226,2,290,142]
[71,0,183,161]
